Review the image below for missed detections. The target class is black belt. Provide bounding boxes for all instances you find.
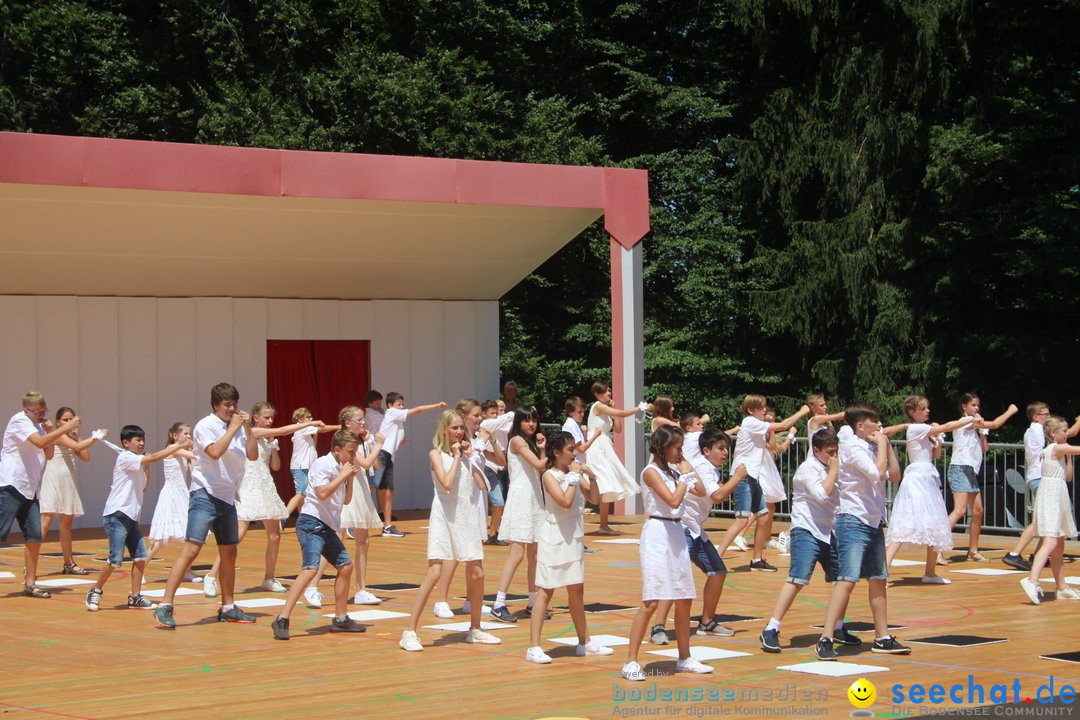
[649,515,682,523]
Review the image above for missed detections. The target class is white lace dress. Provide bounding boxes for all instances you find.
[639,464,695,601]
[39,446,83,516]
[498,445,545,543]
[886,424,954,549]
[1033,445,1078,539]
[149,456,191,542]
[536,469,586,589]
[236,438,288,522]
[585,403,640,502]
[427,451,484,561]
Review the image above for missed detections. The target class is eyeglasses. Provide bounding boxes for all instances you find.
[346,418,366,426]
[26,407,48,417]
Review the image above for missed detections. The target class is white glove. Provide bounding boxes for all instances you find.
[979,428,990,436]
[930,434,943,448]
[91,429,106,440]
[564,472,581,488]
[637,401,648,412]
[678,473,699,488]
[267,438,280,450]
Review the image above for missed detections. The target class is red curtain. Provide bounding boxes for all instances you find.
[266,340,371,500]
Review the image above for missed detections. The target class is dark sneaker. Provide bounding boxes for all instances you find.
[750,559,778,572]
[833,626,862,647]
[382,525,405,538]
[760,627,781,653]
[271,616,290,640]
[329,616,366,633]
[128,594,159,610]
[1003,553,1031,571]
[490,605,517,624]
[520,606,551,620]
[153,604,176,629]
[650,624,669,645]
[872,636,911,654]
[217,606,257,624]
[85,587,103,612]
[815,637,838,661]
[697,619,735,637]
[485,535,509,546]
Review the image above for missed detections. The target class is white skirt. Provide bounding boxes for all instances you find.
[585,433,639,502]
[1033,476,1078,539]
[340,476,382,530]
[885,462,954,549]
[498,468,544,544]
[235,463,288,522]
[639,518,695,601]
[759,455,786,504]
[149,481,189,543]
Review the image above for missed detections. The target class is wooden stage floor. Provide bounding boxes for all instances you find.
[1,514,1077,719]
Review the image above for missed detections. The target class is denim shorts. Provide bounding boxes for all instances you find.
[103,511,147,567]
[1029,477,1041,495]
[291,468,309,494]
[684,528,726,576]
[186,488,239,546]
[0,485,42,543]
[834,514,887,582]
[947,465,980,493]
[486,466,509,507]
[296,514,351,569]
[731,476,767,517]
[786,527,839,585]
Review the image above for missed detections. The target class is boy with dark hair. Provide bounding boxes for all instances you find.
[377,392,446,538]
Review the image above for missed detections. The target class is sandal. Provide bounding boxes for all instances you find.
[23,584,51,599]
[936,551,950,566]
[966,551,989,562]
[62,563,91,575]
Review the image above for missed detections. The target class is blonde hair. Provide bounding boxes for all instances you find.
[292,407,311,422]
[166,421,190,447]
[903,394,928,420]
[250,401,275,425]
[432,410,464,454]
[339,405,362,426]
[1045,415,1068,442]
[741,394,766,414]
[455,398,480,439]
[1027,402,1049,421]
[807,393,825,408]
[22,391,45,408]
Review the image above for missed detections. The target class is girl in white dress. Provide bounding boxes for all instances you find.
[622,425,713,681]
[1020,416,1080,604]
[39,406,107,575]
[525,430,613,664]
[145,422,200,582]
[885,395,975,583]
[399,410,501,652]
[586,381,644,535]
[338,405,385,605]
[203,403,323,596]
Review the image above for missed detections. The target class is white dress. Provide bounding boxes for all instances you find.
[236,438,289,522]
[1033,445,1077,539]
[39,446,84,516]
[498,443,545,543]
[340,439,383,531]
[585,403,640,502]
[639,464,695,601]
[427,451,484,561]
[536,469,585,589]
[149,456,191,542]
[758,448,786,503]
[886,424,954,549]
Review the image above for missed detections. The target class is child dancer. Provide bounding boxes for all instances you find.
[144,423,200,583]
[750,408,797,563]
[284,407,340,520]
[39,407,106,574]
[585,381,645,535]
[649,395,678,431]
[85,425,189,611]
[1019,416,1080,604]
[376,393,447,537]
[885,395,974,583]
[339,406,385,605]
[491,407,548,623]
[399,411,501,651]
[622,426,712,680]
[482,399,514,544]
[806,394,845,441]
[560,396,601,464]
[525,431,613,664]
[946,394,1018,561]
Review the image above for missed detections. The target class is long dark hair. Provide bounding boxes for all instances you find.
[545,430,575,469]
[648,425,683,480]
[509,406,541,456]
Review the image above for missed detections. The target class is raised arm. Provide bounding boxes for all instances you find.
[141,439,192,466]
[253,419,322,439]
[594,402,644,420]
[542,470,578,509]
[642,466,689,510]
[809,411,845,431]
[510,435,547,473]
[408,401,448,417]
[768,404,811,433]
[1068,415,1080,439]
[57,427,104,461]
[882,423,909,437]
[204,411,248,461]
[316,463,356,501]
[429,448,462,492]
[928,416,976,436]
[977,404,1019,431]
[352,434,385,471]
[27,415,81,450]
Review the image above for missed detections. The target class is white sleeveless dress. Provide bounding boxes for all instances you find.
[39,445,83,516]
[639,464,695,601]
[758,446,787,503]
[498,443,545,543]
[236,438,289,522]
[427,451,484,561]
[536,469,586,588]
[585,403,640,502]
[1033,445,1077,539]
[886,424,954,549]
[149,456,191,542]
[340,439,383,530]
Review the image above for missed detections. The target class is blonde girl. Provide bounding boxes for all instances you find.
[145,423,199,582]
[338,405,385,605]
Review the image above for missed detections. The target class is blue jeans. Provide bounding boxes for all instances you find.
[103,511,147,567]
[186,489,239,546]
[731,476,767,517]
[834,514,887,582]
[291,468,309,494]
[0,485,42,543]
[685,529,726,576]
[786,527,839,585]
[486,466,508,507]
[296,514,351,570]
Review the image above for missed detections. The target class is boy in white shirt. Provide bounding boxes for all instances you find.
[0,391,82,598]
[365,390,386,493]
[85,425,189,612]
[377,392,446,538]
[154,382,259,629]
[273,430,366,639]
[816,404,907,660]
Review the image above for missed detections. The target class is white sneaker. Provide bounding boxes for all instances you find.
[1057,586,1080,600]
[399,630,424,652]
[183,571,202,583]
[621,661,646,681]
[262,578,287,593]
[433,601,454,619]
[203,575,219,598]
[466,628,502,645]
[675,657,714,674]
[526,646,552,663]
[1020,577,1041,605]
[303,586,323,608]
[767,539,780,549]
[733,536,749,552]
[921,575,951,585]
[353,590,381,605]
[576,641,614,656]
[778,531,790,556]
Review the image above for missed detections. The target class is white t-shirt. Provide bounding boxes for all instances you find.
[949,417,983,470]
[561,417,586,463]
[103,450,146,521]
[0,411,48,499]
[290,426,319,470]
[1024,421,1046,483]
[905,423,935,465]
[380,407,408,457]
[190,414,249,504]
[684,459,722,540]
[836,434,886,528]
[482,411,514,470]
[732,415,770,479]
[790,455,838,542]
[682,431,703,465]
[302,453,347,531]
[365,407,384,434]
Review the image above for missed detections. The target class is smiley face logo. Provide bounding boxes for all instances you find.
[848,677,876,708]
